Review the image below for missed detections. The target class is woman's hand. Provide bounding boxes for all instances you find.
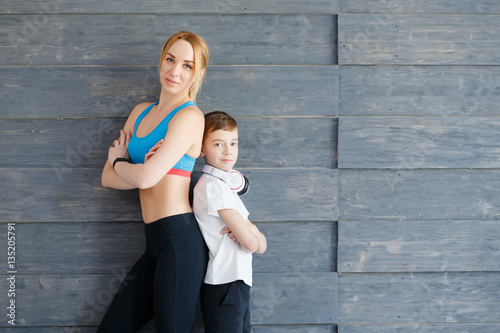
[144,139,164,162]
[108,130,131,165]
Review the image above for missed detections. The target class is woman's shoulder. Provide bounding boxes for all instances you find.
[132,102,155,114]
[173,103,204,123]
[123,102,156,132]
[182,102,203,114]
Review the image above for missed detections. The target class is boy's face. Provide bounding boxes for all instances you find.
[201,128,239,171]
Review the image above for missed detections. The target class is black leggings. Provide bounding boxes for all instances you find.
[97,213,208,333]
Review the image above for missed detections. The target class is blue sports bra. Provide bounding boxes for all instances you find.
[128,101,196,177]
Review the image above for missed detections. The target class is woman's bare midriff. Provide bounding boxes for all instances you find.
[139,174,193,224]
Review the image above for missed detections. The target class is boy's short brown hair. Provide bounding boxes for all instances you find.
[203,111,237,142]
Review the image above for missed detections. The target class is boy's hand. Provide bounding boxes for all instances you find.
[221,227,239,244]
[144,139,164,162]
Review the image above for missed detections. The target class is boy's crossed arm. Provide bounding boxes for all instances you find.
[218,209,267,254]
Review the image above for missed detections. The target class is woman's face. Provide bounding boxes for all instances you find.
[159,39,196,95]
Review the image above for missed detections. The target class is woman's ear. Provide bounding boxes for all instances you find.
[200,68,206,80]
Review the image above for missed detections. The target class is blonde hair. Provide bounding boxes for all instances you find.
[159,31,209,103]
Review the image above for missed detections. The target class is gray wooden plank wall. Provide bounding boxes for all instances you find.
[2,0,499,332]
[0,1,338,332]
[337,0,500,332]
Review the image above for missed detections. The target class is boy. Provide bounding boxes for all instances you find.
[193,111,267,333]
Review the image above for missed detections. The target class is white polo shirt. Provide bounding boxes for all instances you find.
[193,166,253,287]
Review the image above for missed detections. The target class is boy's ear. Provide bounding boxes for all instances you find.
[200,147,205,157]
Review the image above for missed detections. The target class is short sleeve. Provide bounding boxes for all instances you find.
[206,179,242,217]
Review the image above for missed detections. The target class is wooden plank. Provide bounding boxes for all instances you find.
[0,327,190,333]
[339,14,500,65]
[0,325,337,332]
[0,272,337,326]
[0,65,338,118]
[339,0,500,14]
[252,273,337,324]
[8,324,500,333]
[0,168,143,223]
[0,221,336,274]
[251,326,336,332]
[338,117,500,169]
[0,329,97,333]
[0,118,119,170]
[2,222,145,274]
[338,272,500,323]
[237,117,337,169]
[0,168,337,222]
[338,220,500,273]
[164,325,337,333]
[1,0,339,14]
[253,221,337,273]
[0,66,160,118]
[201,65,338,118]
[0,14,336,65]
[338,169,500,220]
[0,117,336,169]
[339,324,500,333]
[338,65,500,117]
[242,168,338,221]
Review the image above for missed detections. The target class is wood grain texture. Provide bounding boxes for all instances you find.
[253,221,337,273]
[339,14,500,65]
[338,324,500,333]
[243,168,338,221]
[0,272,337,326]
[0,324,193,333]
[0,168,143,222]
[252,272,338,324]
[238,117,337,169]
[3,0,499,330]
[339,0,500,14]
[0,221,336,274]
[338,272,500,323]
[1,0,339,14]
[201,65,339,117]
[0,168,337,222]
[338,169,500,220]
[250,325,336,332]
[0,117,336,168]
[0,326,337,333]
[338,220,500,272]
[0,14,336,66]
[338,65,500,117]
[338,117,500,169]
[0,65,338,118]
[0,329,98,333]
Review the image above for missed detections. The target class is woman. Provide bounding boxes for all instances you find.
[98,31,209,333]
